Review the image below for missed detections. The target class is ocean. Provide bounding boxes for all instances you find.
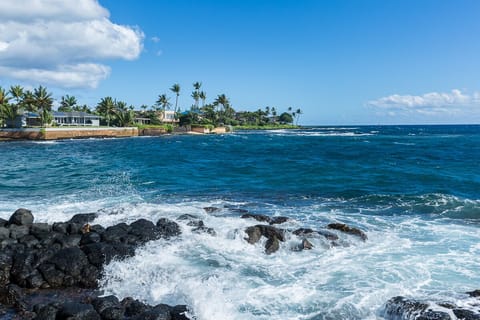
[1,125,479,319]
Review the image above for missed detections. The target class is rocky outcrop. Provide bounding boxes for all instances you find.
[327,223,368,241]
[382,295,480,320]
[241,213,289,225]
[0,209,188,320]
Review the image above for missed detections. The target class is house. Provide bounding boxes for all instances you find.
[20,111,101,127]
[160,110,178,123]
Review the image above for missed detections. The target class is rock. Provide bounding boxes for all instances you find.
[57,302,100,320]
[67,223,82,235]
[89,224,105,234]
[0,252,12,286]
[192,226,216,236]
[8,208,34,226]
[68,213,97,225]
[102,223,130,243]
[48,247,89,278]
[467,289,480,297]
[171,305,190,320]
[301,239,313,250]
[80,232,101,245]
[0,284,26,310]
[257,225,286,242]
[178,214,204,227]
[241,213,270,223]
[203,207,221,213]
[0,218,7,227]
[122,297,150,317]
[92,295,123,319]
[137,304,172,320]
[292,228,339,240]
[269,216,289,225]
[9,225,30,240]
[327,223,367,241]
[30,223,52,237]
[38,263,64,288]
[52,222,69,234]
[156,218,181,238]
[19,234,40,248]
[453,309,480,320]
[244,226,262,244]
[265,236,280,254]
[417,311,452,320]
[34,303,59,320]
[0,226,10,240]
[383,296,428,319]
[130,219,161,243]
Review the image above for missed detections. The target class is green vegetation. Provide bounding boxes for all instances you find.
[1,82,303,131]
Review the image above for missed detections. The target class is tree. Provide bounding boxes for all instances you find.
[9,85,23,106]
[279,112,293,124]
[199,91,207,107]
[115,109,135,127]
[21,90,37,112]
[33,86,53,126]
[169,83,181,116]
[213,94,231,125]
[96,97,116,126]
[191,91,200,110]
[33,85,53,112]
[295,108,302,125]
[58,95,77,112]
[193,81,202,91]
[0,87,13,127]
[156,94,171,123]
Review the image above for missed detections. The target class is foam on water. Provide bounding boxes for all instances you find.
[87,200,480,320]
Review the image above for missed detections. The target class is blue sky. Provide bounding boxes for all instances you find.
[1,0,480,124]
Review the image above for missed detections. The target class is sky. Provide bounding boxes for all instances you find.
[1,0,480,125]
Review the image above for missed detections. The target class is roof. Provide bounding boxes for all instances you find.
[24,111,100,119]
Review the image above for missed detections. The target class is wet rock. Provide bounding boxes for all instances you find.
[9,208,34,226]
[89,224,105,234]
[0,218,7,227]
[57,302,100,320]
[244,226,262,244]
[265,236,280,254]
[0,226,10,240]
[453,309,480,320]
[80,232,101,245]
[241,213,289,225]
[0,252,12,286]
[34,303,59,320]
[19,234,40,248]
[171,305,190,320]
[102,223,131,243]
[92,295,123,319]
[257,225,285,242]
[38,263,64,288]
[269,216,289,225]
[137,303,172,320]
[156,218,181,238]
[301,239,313,250]
[48,247,89,279]
[241,213,270,223]
[52,222,69,234]
[0,284,26,310]
[467,289,480,298]
[383,296,428,319]
[327,223,367,241]
[417,311,451,320]
[68,213,97,225]
[203,207,221,213]
[67,223,83,235]
[9,224,30,240]
[130,219,161,243]
[122,297,150,317]
[178,214,204,228]
[192,226,216,236]
[292,228,339,241]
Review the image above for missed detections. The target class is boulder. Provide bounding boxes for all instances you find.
[102,223,130,244]
[0,226,10,240]
[130,219,161,243]
[48,247,89,278]
[327,223,367,241]
[0,218,7,227]
[0,252,12,287]
[417,311,451,320]
[137,304,172,320]
[8,208,34,226]
[68,213,97,225]
[453,308,480,320]
[241,213,270,223]
[265,236,280,254]
[57,302,100,320]
[171,305,190,320]
[122,297,150,317]
[9,225,30,240]
[269,216,289,225]
[383,296,428,319]
[34,303,59,320]
[156,218,181,238]
[80,232,101,245]
[203,207,221,213]
[244,226,262,244]
[467,289,480,297]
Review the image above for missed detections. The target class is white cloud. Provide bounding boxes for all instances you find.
[367,89,480,116]
[151,36,161,43]
[0,0,144,88]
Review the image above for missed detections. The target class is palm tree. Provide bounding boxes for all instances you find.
[0,87,11,127]
[115,109,135,127]
[9,85,23,106]
[59,95,77,112]
[156,94,171,123]
[193,81,202,91]
[21,90,37,112]
[170,83,181,116]
[191,91,200,110]
[213,94,231,124]
[33,85,53,112]
[96,96,116,126]
[199,91,207,107]
[295,108,302,125]
[33,86,53,126]
[115,101,128,112]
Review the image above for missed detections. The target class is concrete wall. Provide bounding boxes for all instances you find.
[0,127,138,140]
[139,128,168,136]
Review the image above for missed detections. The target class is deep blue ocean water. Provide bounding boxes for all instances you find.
[1,125,479,319]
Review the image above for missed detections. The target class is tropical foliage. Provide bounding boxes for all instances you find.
[1,82,302,129]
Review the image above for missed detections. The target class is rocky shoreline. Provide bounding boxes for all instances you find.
[0,207,478,319]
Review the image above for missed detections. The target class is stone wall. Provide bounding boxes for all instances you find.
[0,128,138,140]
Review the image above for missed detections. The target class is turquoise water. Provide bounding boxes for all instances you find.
[1,126,480,319]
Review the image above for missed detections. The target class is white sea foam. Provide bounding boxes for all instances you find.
[90,199,480,319]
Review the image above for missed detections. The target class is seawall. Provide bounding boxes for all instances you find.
[0,127,138,140]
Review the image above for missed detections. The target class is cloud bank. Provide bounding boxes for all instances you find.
[0,0,144,88]
[368,89,480,116]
